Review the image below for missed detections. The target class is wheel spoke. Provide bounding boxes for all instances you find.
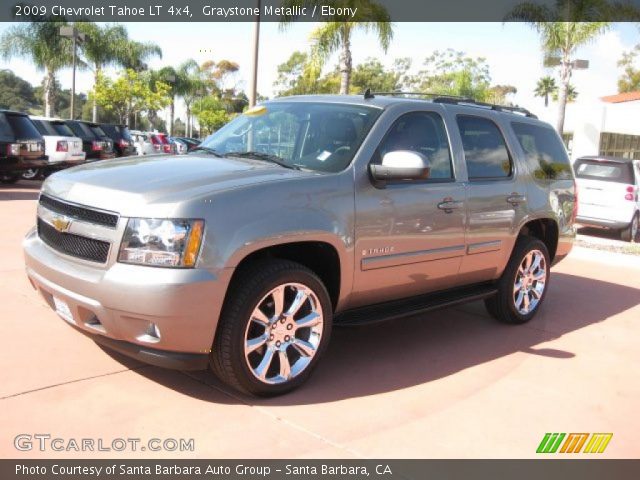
[513,280,523,295]
[532,270,546,281]
[530,286,543,299]
[523,252,533,272]
[254,347,276,380]
[530,253,542,273]
[522,291,531,311]
[271,286,285,317]
[292,338,316,357]
[295,312,321,330]
[250,307,270,327]
[515,290,524,310]
[246,334,267,354]
[278,350,291,379]
[286,289,308,317]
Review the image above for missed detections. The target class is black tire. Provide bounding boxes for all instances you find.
[485,236,551,324]
[0,173,20,184]
[620,213,639,243]
[210,259,333,396]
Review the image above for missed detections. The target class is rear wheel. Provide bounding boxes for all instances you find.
[21,169,41,180]
[485,236,550,324]
[620,213,639,242]
[210,259,332,396]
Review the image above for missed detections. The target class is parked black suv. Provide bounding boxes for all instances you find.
[0,110,47,184]
[66,120,116,161]
[100,124,136,157]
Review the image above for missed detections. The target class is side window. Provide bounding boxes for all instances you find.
[377,111,453,180]
[511,121,572,180]
[457,115,512,180]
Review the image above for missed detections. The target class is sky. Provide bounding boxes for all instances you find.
[0,21,638,125]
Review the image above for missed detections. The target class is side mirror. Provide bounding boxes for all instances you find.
[369,150,431,187]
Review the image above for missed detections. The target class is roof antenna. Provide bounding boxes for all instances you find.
[364,88,375,99]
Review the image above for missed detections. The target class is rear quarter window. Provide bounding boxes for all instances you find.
[6,114,41,140]
[511,122,573,181]
[0,114,15,141]
[574,159,634,184]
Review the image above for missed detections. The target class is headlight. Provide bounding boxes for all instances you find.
[118,218,205,268]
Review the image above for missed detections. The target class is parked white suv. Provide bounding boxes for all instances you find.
[575,156,640,241]
[28,116,86,178]
[130,130,155,156]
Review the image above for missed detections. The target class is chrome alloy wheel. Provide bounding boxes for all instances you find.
[513,249,547,315]
[244,283,324,385]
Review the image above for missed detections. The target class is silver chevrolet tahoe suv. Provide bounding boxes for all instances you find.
[23,94,576,396]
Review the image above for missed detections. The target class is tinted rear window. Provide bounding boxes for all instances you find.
[0,114,14,140]
[511,122,573,180]
[574,159,634,184]
[90,125,107,137]
[51,121,75,137]
[67,121,94,138]
[6,114,41,140]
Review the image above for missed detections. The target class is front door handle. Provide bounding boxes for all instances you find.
[437,199,464,213]
[506,194,526,206]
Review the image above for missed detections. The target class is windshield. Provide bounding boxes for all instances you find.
[198,102,382,173]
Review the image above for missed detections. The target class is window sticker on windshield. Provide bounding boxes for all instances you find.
[317,151,331,162]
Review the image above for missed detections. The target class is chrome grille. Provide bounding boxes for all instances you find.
[37,218,110,263]
[39,194,118,228]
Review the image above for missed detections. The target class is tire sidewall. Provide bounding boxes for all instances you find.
[223,265,333,396]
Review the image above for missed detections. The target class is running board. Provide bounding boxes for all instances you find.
[335,283,497,326]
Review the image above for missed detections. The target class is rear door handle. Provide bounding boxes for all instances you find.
[506,194,526,206]
[437,199,464,212]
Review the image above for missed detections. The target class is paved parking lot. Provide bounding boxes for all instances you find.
[1,181,639,459]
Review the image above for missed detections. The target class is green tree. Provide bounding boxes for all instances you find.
[281,0,393,94]
[350,57,412,93]
[411,49,491,100]
[273,51,324,95]
[192,96,230,135]
[0,19,73,117]
[507,1,611,133]
[77,22,162,122]
[486,85,518,105]
[534,76,557,107]
[91,69,171,124]
[617,47,640,92]
[0,70,39,112]
[552,83,578,103]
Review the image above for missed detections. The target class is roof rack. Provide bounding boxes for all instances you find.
[362,89,537,119]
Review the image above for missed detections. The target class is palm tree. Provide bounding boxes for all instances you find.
[507,1,611,134]
[77,23,161,122]
[534,76,557,107]
[0,20,73,117]
[552,83,578,103]
[160,60,200,135]
[281,0,393,94]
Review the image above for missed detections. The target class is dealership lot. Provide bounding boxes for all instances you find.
[1,181,639,459]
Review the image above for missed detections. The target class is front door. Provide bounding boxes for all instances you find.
[351,110,466,308]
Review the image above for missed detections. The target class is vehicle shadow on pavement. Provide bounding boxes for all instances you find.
[120,272,640,405]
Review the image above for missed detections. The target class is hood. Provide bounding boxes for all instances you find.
[42,154,313,216]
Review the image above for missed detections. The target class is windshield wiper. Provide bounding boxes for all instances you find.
[224,151,299,170]
[189,146,222,157]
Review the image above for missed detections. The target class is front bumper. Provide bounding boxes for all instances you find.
[23,227,230,369]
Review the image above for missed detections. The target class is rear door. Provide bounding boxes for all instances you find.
[574,158,636,223]
[455,114,528,284]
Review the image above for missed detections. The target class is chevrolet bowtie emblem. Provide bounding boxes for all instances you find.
[51,215,72,233]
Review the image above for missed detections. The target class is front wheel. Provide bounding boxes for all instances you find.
[620,213,639,242]
[21,169,41,180]
[210,260,332,396]
[485,236,550,324]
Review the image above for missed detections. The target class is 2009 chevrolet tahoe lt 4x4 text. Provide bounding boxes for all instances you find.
[23,94,576,396]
